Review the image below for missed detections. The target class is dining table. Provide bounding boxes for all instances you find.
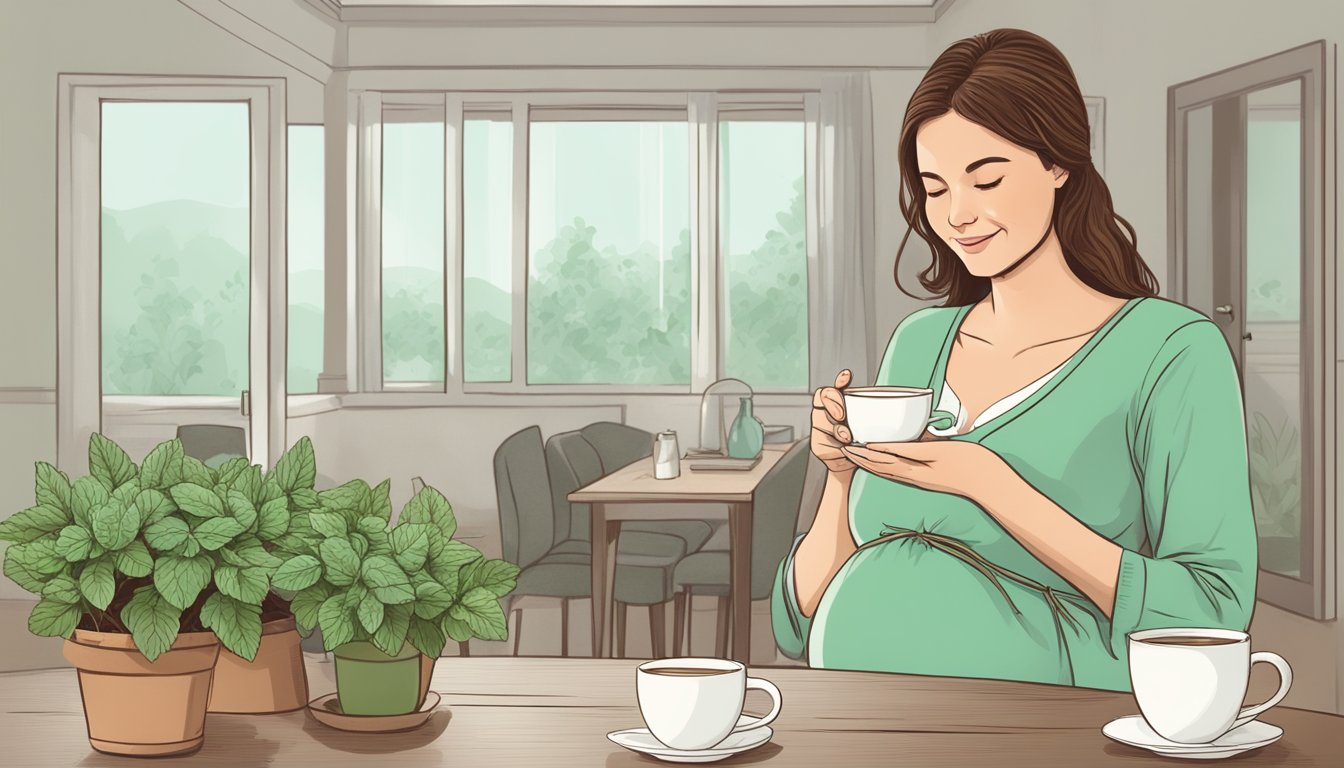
[569,440,802,663]
[2,656,1340,766]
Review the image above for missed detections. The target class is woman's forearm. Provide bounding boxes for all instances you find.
[793,470,858,618]
[971,466,1122,618]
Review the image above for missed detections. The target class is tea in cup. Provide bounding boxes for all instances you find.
[1128,628,1292,744]
[635,658,782,750]
[842,386,948,443]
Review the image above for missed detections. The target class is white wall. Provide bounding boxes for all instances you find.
[0,0,324,597]
[931,0,1344,715]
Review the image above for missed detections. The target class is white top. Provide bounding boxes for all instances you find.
[927,361,1068,437]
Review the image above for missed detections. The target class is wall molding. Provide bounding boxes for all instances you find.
[0,388,56,405]
[308,0,958,25]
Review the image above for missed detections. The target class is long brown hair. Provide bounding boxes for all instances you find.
[896,28,1159,305]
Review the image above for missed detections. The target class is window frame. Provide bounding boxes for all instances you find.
[355,89,818,396]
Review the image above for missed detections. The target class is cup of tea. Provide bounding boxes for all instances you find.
[842,386,950,444]
[635,657,782,750]
[1128,628,1292,744]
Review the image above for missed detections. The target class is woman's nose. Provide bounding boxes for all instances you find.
[947,189,979,229]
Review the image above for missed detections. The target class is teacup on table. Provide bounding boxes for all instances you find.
[842,386,951,444]
[636,658,782,751]
[1128,628,1292,744]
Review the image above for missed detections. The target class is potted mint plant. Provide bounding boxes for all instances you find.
[0,434,220,756]
[274,480,518,716]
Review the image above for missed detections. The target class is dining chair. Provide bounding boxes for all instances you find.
[175,424,247,466]
[671,441,812,658]
[494,425,688,658]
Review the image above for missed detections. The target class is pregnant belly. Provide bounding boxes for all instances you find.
[810,536,1073,686]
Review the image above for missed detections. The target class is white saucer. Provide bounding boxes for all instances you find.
[1102,715,1282,759]
[608,715,773,763]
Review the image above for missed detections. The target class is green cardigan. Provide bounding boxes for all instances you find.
[772,296,1258,691]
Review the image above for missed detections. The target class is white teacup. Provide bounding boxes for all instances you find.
[635,657,782,751]
[1128,628,1292,744]
[842,386,947,444]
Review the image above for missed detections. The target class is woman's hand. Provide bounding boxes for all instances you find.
[840,438,1009,501]
[811,370,856,475]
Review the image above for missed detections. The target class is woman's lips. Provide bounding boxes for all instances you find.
[954,229,1000,253]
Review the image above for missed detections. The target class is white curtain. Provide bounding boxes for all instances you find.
[807,72,877,390]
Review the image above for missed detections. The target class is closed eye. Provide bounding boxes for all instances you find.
[924,177,1003,198]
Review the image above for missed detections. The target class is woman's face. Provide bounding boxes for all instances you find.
[914,110,1068,278]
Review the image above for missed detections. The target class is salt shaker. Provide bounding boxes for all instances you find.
[653,430,681,480]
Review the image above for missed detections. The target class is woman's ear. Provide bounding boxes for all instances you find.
[1052,165,1069,189]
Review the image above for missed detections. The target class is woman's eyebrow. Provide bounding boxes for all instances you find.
[919,156,1011,183]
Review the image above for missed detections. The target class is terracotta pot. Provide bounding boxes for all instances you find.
[63,629,220,757]
[419,652,437,706]
[208,617,309,714]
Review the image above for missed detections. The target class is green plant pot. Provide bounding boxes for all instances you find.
[332,641,422,716]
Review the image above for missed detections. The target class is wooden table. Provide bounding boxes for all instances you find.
[3,657,1341,766]
[570,441,800,663]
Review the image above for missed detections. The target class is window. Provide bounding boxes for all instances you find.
[526,119,691,385]
[288,125,324,394]
[719,119,808,390]
[358,94,813,395]
[382,104,446,385]
[101,102,250,396]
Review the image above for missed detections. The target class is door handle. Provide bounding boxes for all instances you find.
[241,390,250,417]
[1214,304,1236,322]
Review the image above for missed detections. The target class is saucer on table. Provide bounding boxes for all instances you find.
[1102,714,1282,760]
[608,714,773,763]
[306,691,441,733]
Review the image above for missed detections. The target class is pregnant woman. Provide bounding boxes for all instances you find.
[772,28,1257,692]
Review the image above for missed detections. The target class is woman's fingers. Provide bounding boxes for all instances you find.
[834,369,852,389]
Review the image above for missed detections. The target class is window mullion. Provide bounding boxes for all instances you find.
[357,91,384,393]
[689,92,719,392]
[510,97,529,391]
[445,94,464,396]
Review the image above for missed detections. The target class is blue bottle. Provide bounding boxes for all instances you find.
[727,396,765,459]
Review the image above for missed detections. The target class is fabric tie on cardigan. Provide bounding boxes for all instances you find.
[855,526,1087,634]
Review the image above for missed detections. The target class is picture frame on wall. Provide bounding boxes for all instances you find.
[1084,96,1105,177]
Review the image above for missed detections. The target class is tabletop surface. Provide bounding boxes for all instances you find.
[3,656,1341,767]
[568,441,799,503]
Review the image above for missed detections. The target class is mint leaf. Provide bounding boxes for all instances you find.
[55,525,94,562]
[402,487,457,541]
[230,465,263,505]
[35,462,73,513]
[433,540,483,575]
[441,614,472,643]
[90,501,140,551]
[154,554,214,610]
[19,539,65,575]
[41,574,81,604]
[390,524,431,572]
[193,517,245,550]
[215,565,269,604]
[318,479,368,513]
[357,591,385,634]
[357,517,387,537]
[89,433,137,492]
[201,592,263,661]
[427,556,461,596]
[318,594,355,649]
[450,587,507,641]
[289,488,320,511]
[319,538,360,587]
[360,555,414,605]
[72,476,110,529]
[171,483,225,518]
[139,439,184,490]
[290,583,333,631]
[114,540,154,578]
[144,516,191,552]
[28,598,81,638]
[214,458,249,487]
[372,603,411,655]
[0,505,70,544]
[308,511,348,539]
[413,580,453,620]
[79,555,116,610]
[274,438,316,493]
[226,491,258,532]
[407,615,447,658]
[370,479,393,522]
[3,546,48,592]
[122,586,182,661]
[135,489,175,525]
[227,537,283,569]
[349,533,369,560]
[111,479,142,508]
[272,555,322,591]
[255,497,290,541]
[468,560,519,598]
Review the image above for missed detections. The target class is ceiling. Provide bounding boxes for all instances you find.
[308,0,955,24]
[335,1,941,6]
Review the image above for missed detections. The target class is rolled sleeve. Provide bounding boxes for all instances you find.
[771,533,812,662]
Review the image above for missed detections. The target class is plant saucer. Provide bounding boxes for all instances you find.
[306,691,440,733]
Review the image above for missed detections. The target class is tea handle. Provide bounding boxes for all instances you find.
[926,409,957,431]
[1232,652,1292,730]
[730,677,782,733]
